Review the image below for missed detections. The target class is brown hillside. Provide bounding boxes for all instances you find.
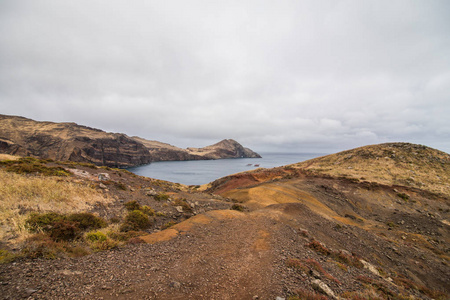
[0,114,260,167]
[291,143,450,197]
[0,143,448,299]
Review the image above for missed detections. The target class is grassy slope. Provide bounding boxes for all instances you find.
[291,143,450,197]
[0,168,114,243]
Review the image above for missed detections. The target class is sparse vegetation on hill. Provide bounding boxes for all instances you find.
[292,142,450,197]
[0,114,260,167]
[0,142,448,299]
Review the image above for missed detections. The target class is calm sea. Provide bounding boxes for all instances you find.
[127,152,326,185]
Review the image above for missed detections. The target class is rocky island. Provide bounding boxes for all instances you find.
[0,114,260,167]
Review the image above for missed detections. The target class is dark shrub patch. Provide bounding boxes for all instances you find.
[67,213,107,230]
[2,158,71,176]
[124,200,141,211]
[397,193,410,201]
[114,182,127,190]
[231,204,245,212]
[25,212,66,233]
[154,193,169,201]
[120,210,152,232]
[48,220,81,241]
[140,205,155,216]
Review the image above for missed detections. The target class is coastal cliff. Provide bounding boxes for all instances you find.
[0,114,260,167]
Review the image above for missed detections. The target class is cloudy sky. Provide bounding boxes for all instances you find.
[1,0,449,153]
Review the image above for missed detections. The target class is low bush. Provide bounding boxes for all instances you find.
[286,258,309,273]
[120,210,152,232]
[67,213,107,230]
[2,158,71,177]
[86,231,107,242]
[86,232,118,252]
[140,205,155,216]
[332,251,364,268]
[307,240,331,256]
[154,193,169,201]
[397,193,410,201]
[107,230,144,242]
[48,220,81,241]
[114,182,127,191]
[25,212,65,233]
[124,200,141,211]
[231,204,245,212]
[162,221,177,229]
[0,249,16,264]
[20,233,89,259]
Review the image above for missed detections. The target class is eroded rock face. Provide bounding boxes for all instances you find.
[0,114,261,167]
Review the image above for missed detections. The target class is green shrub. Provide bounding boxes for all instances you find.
[120,210,152,232]
[162,221,177,229]
[89,239,118,251]
[154,193,169,201]
[140,205,155,216]
[3,159,71,177]
[25,212,65,233]
[231,204,245,212]
[86,231,107,242]
[397,193,410,201]
[124,200,141,211]
[107,230,144,242]
[110,217,121,223]
[67,213,107,230]
[0,249,16,264]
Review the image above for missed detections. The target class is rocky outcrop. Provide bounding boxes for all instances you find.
[185,139,261,160]
[0,114,260,167]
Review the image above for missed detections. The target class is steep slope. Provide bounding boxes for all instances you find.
[0,114,260,167]
[0,115,152,168]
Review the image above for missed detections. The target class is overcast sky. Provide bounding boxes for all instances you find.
[1,1,449,153]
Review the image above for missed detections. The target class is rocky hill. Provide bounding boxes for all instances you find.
[291,142,450,197]
[0,114,260,167]
[0,143,448,300]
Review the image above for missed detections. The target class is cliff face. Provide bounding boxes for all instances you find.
[0,115,260,167]
[0,115,152,167]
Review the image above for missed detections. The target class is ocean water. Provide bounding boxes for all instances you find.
[127,152,327,186]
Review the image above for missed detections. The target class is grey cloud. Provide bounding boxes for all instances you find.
[0,0,449,153]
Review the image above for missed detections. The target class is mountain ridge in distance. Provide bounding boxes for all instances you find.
[0,114,261,167]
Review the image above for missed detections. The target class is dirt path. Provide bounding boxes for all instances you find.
[0,212,285,300]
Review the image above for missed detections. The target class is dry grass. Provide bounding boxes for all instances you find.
[0,170,113,243]
[292,143,450,197]
[0,154,19,161]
